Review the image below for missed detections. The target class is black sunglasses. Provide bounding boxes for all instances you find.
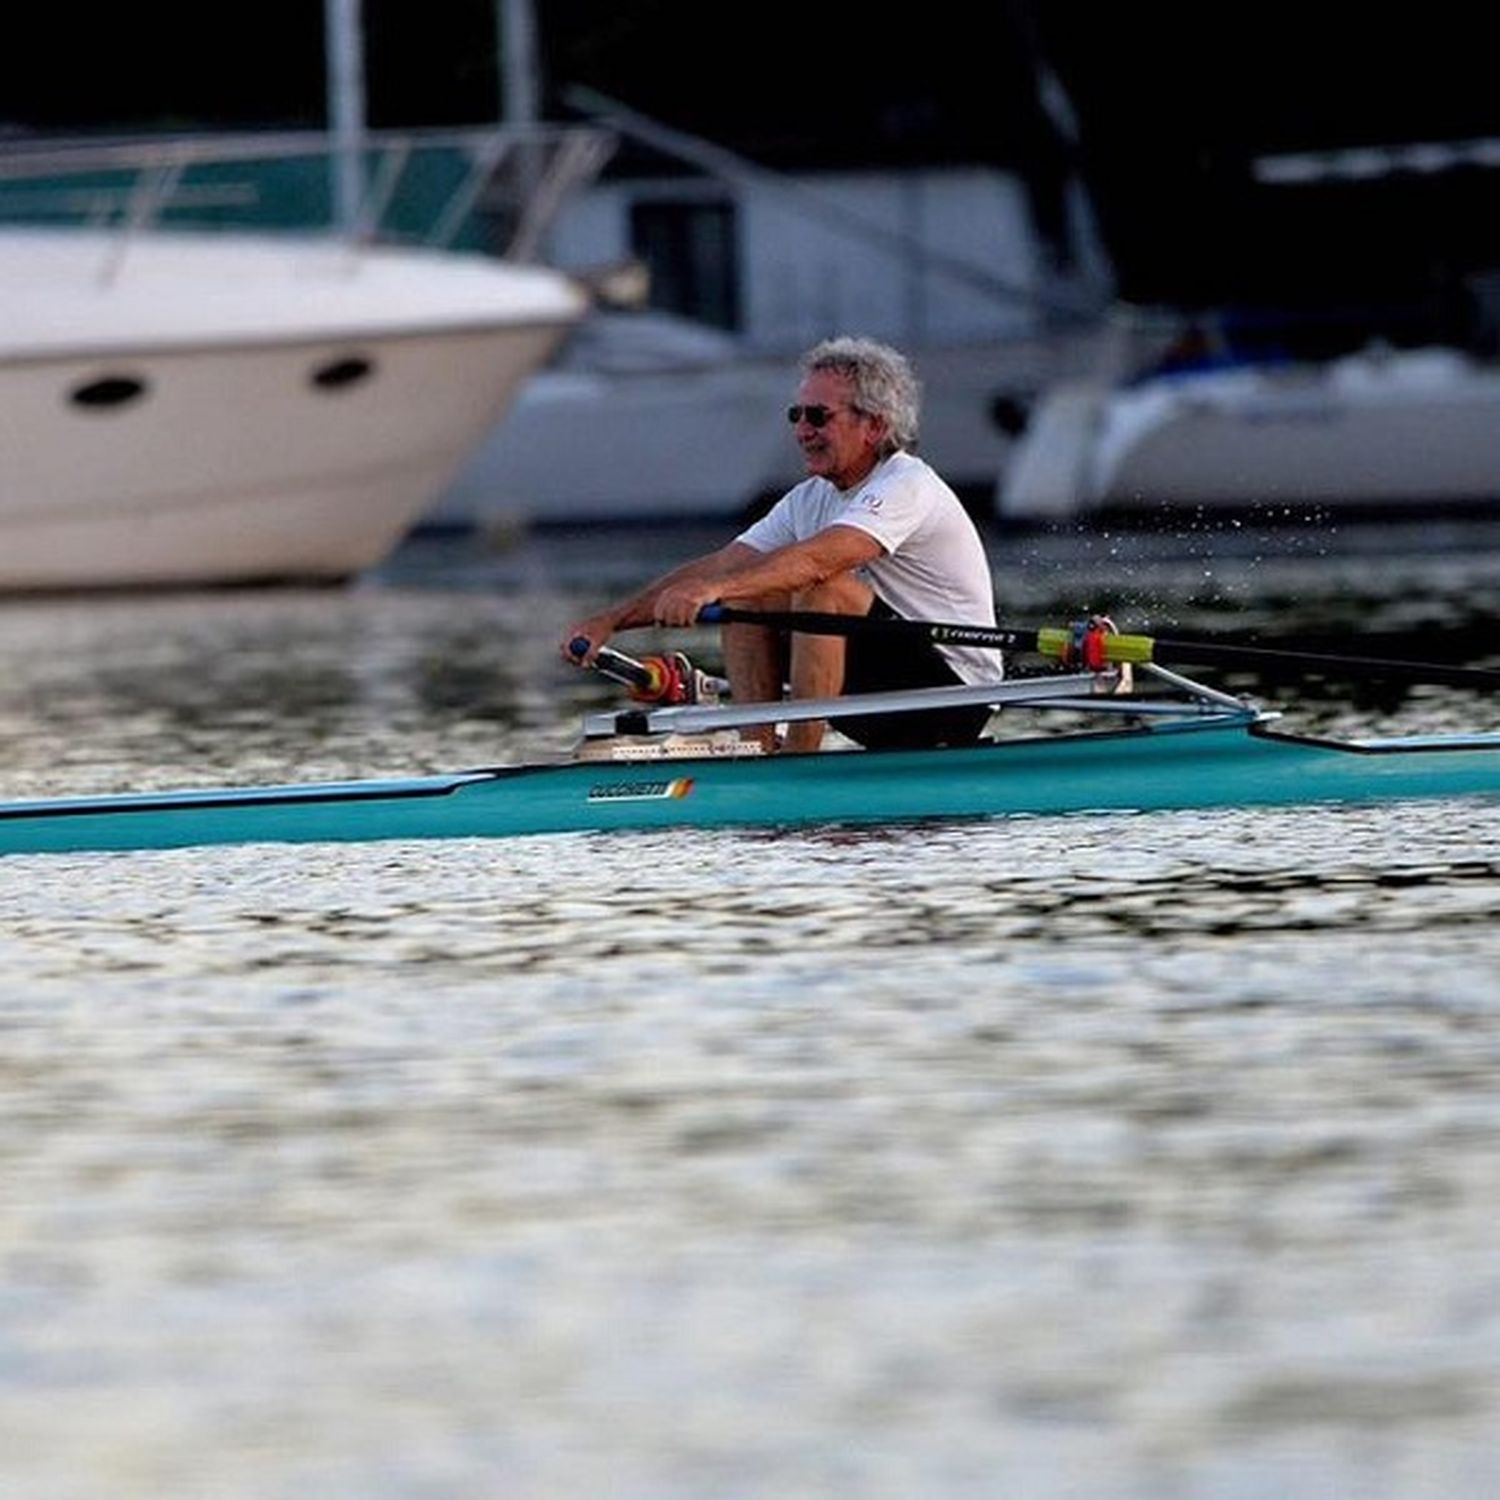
[786,404,852,428]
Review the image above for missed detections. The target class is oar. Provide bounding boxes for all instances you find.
[570,640,727,705]
[696,604,1500,691]
[581,643,670,696]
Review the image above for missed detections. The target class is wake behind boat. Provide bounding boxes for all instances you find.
[2,617,1498,857]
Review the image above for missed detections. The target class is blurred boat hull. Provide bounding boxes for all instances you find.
[999,345,1500,521]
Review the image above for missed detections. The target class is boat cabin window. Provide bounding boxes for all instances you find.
[629,200,740,333]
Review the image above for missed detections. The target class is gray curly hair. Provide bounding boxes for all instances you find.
[801,336,921,455]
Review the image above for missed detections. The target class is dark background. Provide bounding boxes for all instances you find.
[6,2,1498,336]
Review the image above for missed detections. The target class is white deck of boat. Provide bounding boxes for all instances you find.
[0,230,585,358]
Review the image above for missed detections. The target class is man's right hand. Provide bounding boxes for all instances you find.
[560,614,615,667]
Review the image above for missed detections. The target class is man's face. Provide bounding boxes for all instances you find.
[788,370,885,490]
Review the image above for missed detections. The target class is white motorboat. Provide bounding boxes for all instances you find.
[0,128,608,590]
[999,337,1500,522]
[429,309,1097,531]
[428,309,803,529]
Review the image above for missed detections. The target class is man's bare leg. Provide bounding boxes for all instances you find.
[783,573,874,753]
[722,612,786,753]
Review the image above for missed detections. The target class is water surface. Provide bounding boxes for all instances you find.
[2,521,1499,1498]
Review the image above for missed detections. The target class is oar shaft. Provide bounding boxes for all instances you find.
[701,604,1146,663]
[1145,636,1500,690]
[695,605,1500,689]
[572,640,729,705]
[699,603,1042,653]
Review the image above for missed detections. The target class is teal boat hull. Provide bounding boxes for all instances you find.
[2,720,1499,856]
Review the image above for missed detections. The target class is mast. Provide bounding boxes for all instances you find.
[324,0,367,234]
[498,0,539,127]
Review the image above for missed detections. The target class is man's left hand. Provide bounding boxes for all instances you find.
[652,581,717,627]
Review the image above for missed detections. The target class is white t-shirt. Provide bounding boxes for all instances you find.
[736,451,1003,683]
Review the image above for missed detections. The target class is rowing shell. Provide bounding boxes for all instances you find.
[3,709,1498,857]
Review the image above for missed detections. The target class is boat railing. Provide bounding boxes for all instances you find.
[0,124,616,284]
[579,666,1260,742]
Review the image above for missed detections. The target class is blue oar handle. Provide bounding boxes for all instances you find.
[697,603,726,624]
[568,636,591,659]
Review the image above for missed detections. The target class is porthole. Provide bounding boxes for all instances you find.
[70,374,150,410]
[310,355,376,392]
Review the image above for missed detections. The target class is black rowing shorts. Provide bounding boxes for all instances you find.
[837,599,993,750]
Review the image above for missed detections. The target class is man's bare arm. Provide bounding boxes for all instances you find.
[561,540,763,662]
[651,525,884,625]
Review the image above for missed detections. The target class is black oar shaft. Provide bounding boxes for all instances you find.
[1134,637,1500,690]
[695,605,1500,690]
[700,603,1040,653]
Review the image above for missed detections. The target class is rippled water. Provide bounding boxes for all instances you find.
[3,521,1500,1498]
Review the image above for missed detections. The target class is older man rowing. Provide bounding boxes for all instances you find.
[562,335,1002,751]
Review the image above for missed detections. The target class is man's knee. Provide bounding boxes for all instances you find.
[793,573,871,614]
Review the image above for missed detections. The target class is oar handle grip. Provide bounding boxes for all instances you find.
[581,644,705,704]
[568,636,657,690]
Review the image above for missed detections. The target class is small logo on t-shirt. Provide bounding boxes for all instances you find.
[851,490,883,514]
